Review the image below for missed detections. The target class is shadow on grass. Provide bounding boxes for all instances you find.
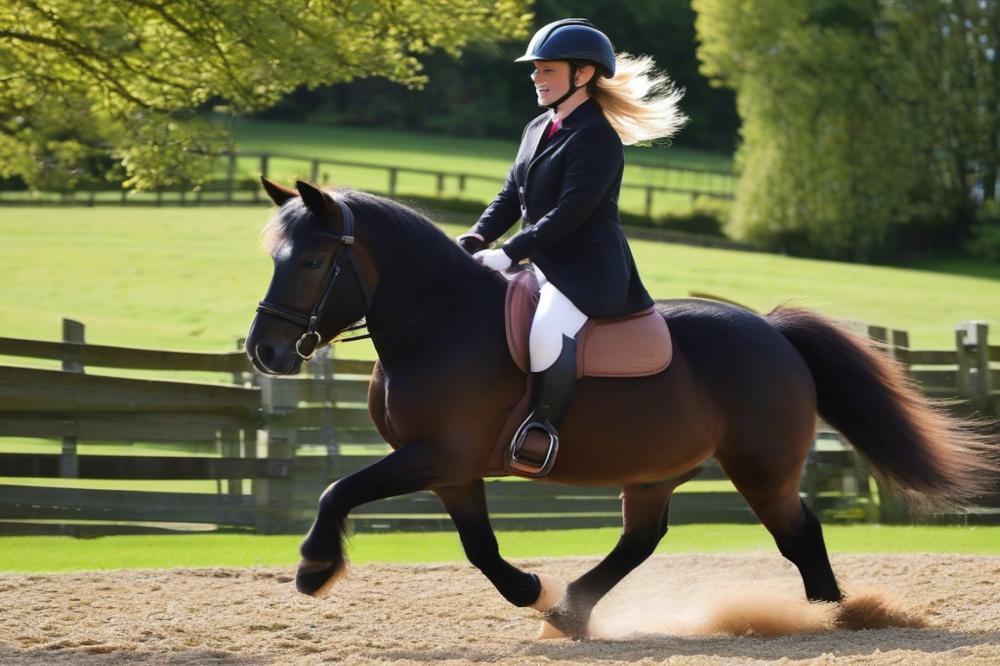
[889,256,1000,282]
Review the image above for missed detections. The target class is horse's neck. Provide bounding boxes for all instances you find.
[366,260,507,370]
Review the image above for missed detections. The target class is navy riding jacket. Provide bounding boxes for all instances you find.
[471,98,654,319]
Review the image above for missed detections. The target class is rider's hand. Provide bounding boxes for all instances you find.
[473,248,513,272]
[456,232,486,254]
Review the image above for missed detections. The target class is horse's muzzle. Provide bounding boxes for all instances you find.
[249,341,301,375]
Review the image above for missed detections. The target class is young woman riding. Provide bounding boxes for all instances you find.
[457,18,687,467]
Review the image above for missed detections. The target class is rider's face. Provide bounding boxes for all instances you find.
[531,61,570,107]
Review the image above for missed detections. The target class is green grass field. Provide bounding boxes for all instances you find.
[223,121,736,217]
[0,206,995,360]
[1,525,997,573]
[230,119,734,175]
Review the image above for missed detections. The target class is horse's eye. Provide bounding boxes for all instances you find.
[304,259,324,270]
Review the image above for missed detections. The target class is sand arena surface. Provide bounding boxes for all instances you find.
[1,553,998,665]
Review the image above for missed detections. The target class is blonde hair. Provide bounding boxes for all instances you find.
[588,53,688,146]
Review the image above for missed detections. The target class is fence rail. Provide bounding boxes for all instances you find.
[0,314,996,536]
[0,150,735,218]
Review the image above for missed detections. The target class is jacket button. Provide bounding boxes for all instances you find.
[518,186,525,194]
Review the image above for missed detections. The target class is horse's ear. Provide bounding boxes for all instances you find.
[260,176,298,206]
[295,180,341,227]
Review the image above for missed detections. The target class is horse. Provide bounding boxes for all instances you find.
[244,178,995,639]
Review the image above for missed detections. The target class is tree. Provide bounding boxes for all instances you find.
[0,0,530,190]
[693,0,1000,260]
[258,1,741,153]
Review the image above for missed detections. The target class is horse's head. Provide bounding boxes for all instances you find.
[246,177,378,375]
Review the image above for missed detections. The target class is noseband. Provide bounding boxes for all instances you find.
[255,200,372,360]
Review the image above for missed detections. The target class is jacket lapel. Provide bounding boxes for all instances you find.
[517,117,549,184]
[524,125,571,186]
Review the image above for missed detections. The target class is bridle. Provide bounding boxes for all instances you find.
[255,200,372,360]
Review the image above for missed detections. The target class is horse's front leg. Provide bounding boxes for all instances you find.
[434,480,564,611]
[297,440,443,596]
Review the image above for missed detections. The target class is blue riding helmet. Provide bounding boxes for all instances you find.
[515,18,616,78]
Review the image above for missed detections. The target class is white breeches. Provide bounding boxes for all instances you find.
[529,264,588,372]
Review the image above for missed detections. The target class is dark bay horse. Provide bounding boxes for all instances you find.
[245,178,995,639]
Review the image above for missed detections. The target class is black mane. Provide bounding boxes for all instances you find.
[336,188,486,287]
[338,189,507,342]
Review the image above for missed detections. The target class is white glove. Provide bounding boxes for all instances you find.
[473,248,513,272]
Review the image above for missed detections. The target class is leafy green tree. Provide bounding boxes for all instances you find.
[694,0,999,260]
[0,0,530,190]
[259,1,741,153]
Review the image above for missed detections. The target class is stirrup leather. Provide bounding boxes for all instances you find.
[509,415,559,477]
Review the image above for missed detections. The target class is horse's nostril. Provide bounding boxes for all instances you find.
[258,344,275,366]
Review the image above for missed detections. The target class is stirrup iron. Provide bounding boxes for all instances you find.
[509,417,559,477]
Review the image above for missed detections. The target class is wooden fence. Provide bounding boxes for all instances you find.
[0,150,735,218]
[0,315,996,536]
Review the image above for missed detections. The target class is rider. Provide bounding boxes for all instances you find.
[457,18,687,472]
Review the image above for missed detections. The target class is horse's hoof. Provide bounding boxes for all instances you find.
[295,559,344,598]
[543,605,589,641]
[529,573,567,612]
[537,619,567,640]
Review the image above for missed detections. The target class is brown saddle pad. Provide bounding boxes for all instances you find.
[504,269,672,378]
[489,270,673,476]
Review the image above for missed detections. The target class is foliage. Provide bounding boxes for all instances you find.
[692,0,1000,261]
[256,0,741,152]
[965,200,1000,261]
[0,0,530,190]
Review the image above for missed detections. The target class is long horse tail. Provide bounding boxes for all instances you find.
[766,305,997,511]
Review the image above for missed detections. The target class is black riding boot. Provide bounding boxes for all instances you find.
[510,334,577,477]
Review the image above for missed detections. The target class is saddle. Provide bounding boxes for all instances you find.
[489,270,673,477]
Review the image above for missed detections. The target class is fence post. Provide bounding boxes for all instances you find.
[956,321,990,413]
[225,153,236,204]
[890,329,910,361]
[255,154,269,204]
[60,319,85,478]
[436,173,445,197]
[867,325,888,348]
[257,373,299,532]
[218,337,249,498]
[388,168,398,196]
[803,443,818,509]
[311,160,320,183]
[644,186,653,218]
[860,324,910,522]
[309,347,339,457]
[877,327,910,523]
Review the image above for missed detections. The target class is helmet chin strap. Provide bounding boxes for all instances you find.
[542,62,579,112]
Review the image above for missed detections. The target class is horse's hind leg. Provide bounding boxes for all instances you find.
[544,472,695,639]
[720,459,842,603]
